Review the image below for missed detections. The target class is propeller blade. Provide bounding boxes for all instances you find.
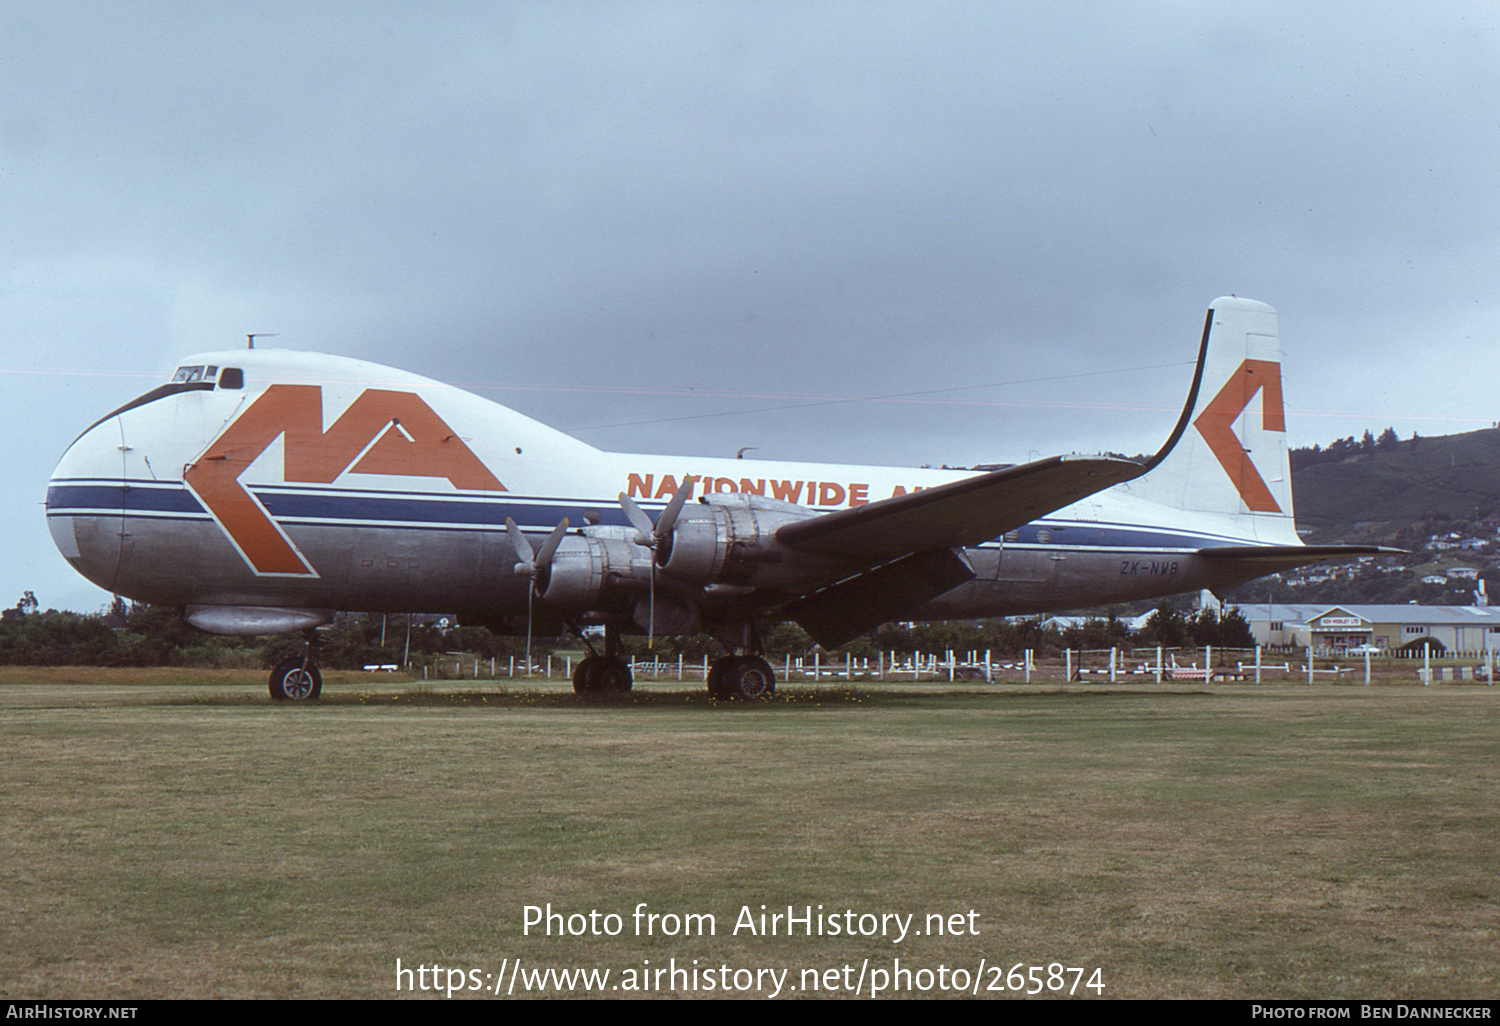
[505,517,535,573]
[525,583,534,677]
[656,476,696,539]
[508,516,567,673]
[535,518,569,572]
[618,492,655,545]
[618,477,696,549]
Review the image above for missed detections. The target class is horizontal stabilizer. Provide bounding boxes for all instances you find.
[776,455,1145,563]
[1194,546,1392,594]
[1197,544,1400,576]
[785,548,977,649]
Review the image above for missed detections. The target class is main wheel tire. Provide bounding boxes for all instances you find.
[269,657,322,701]
[731,656,776,700]
[712,655,775,701]
[596,656,633,693]
[574,655,632,697]
[707,656,734,700]
[572,656,603,694]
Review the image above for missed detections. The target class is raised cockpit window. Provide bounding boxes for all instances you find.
[171,365,218,384]
[219,367,244,389]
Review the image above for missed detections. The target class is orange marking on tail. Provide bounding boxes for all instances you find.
[1192,360,1285,514]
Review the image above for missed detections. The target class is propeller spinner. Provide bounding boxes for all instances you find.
[619,475,695,565]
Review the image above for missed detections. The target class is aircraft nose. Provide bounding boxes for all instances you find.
[46,420,125,594]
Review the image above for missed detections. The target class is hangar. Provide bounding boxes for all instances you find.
[1235,603,1500,654]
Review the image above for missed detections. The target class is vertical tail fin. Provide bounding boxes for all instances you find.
[1131,297,1297,543]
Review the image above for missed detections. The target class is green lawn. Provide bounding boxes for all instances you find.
[2,673,1495,999]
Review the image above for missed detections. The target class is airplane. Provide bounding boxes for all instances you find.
[45,297,1387,702]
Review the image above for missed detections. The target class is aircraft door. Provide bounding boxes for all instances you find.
[994,527,1058,583]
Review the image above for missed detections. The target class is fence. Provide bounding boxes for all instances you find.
[401,645,1496,686]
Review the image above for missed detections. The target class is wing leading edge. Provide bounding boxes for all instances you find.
[766,301,1397,649]
[775,454,1147,562]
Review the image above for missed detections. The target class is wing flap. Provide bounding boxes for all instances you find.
[775,455,1146,563]
[784,548,977,650]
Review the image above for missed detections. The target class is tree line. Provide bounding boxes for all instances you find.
[0,593,1254,669]
[1289,427,1402,472]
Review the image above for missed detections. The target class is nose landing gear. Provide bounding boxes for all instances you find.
[268,655,322,701]
[268,630,322,701]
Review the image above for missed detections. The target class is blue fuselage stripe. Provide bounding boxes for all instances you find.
[46,480,1245,551]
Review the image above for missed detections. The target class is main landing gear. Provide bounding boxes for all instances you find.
[708,655,776,701]
[570,622,633,696]
[705,624,776,701]
[565,622,778,701]
[572,654,632,695]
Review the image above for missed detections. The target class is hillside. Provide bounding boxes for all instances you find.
[1293,428,1500,545]
[1205,427,1500,607]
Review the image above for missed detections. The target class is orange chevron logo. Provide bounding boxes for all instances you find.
[183,385,505,576]
[1192,359,1286,514]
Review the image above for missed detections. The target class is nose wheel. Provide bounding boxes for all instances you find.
[268,656,322,701]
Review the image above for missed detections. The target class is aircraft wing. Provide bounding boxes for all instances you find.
[775,454,1147,563]
[773,301,1217,568]
[770,455,1144,649]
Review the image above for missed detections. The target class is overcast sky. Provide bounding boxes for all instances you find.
[5,1,1498,613]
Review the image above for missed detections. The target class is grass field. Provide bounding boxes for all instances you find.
[1,668,1496,1000]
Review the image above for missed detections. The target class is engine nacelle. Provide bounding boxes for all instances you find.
[538,532,653,609]
[659,494,820,586]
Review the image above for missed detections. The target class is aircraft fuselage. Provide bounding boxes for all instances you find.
[46,299,1374,699]
[46,355,1272,623]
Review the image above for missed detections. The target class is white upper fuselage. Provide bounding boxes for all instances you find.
[46,298,1306,631]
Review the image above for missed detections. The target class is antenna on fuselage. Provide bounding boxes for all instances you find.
[246,333,279,350]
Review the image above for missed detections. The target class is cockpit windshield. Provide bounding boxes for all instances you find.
[171,365,218,383]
